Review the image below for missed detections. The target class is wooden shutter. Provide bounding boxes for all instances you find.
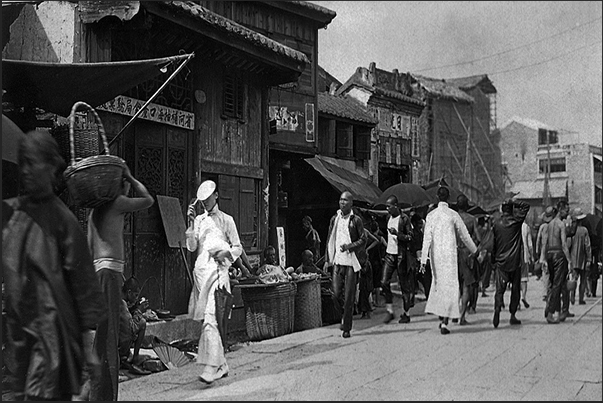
[223,74,236,117]
[355,126,371,160]
[337,123,353,158]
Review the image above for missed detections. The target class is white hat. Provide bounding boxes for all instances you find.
[196,180,216,202]
[571,207,587,221]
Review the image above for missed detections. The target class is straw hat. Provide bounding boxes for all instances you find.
[571,207,587,221]
[196,180,216,202]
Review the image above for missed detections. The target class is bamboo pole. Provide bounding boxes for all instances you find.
[108,52,195,148]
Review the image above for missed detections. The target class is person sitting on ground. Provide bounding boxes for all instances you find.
[118,276,151,375]
[295,249,324,275]
[256,245,292,283]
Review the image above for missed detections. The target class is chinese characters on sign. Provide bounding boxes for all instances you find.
[391,112,411,139]
[96,95,195,130]
[269,105,303,132]
[276,227,287,268]
[305,103,315,142]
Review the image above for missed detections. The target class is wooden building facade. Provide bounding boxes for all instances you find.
[200,1,336,266]
[336,62,425,190]
[3,0,308,314]
[410,73,504,206]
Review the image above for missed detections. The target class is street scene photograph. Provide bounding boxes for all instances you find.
[2,1,602,401]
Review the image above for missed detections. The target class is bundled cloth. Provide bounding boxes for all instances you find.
[256,264,291,284]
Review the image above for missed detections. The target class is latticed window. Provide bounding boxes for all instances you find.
[223,73,246,120]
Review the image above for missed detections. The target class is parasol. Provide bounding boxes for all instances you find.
[422,177,466,205]
[372,182,435,209]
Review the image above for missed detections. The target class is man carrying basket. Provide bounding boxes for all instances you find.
[85,164,154,401]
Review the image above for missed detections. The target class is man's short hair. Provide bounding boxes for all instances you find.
[436,186,449,202]
[557,199,569,211]
[302,215,312,224]
[123,276,140,293]
[386,195,398,205]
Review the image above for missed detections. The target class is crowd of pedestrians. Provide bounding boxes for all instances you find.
[3,130,599,400]
[319,186,600,338]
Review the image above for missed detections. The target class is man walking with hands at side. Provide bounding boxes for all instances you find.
[324,190,368,339]
[489,198,530,328]
[420,187,478,335]
[380,195,415,324]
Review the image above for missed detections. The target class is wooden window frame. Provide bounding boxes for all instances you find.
[222,72,246,122]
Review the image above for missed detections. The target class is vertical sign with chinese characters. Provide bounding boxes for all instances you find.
[305,103,315,142]
[276,227,287,268]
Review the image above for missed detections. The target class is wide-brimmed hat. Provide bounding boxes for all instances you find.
[571,207,587,220]
[196,180,216,202]
[542,206,555,223]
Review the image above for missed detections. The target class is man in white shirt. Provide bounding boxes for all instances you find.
[324,191,368,338]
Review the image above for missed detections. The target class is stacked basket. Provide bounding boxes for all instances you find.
[63,102,126,208]
[239,282,297,341]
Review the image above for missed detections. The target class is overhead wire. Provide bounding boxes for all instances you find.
[488,39,602,76]
[411,15,602,73]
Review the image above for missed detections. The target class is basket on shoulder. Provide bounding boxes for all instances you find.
[63,101,126,208]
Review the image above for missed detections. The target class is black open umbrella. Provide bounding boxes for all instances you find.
[422,177,466,204]
[372,182,435,209]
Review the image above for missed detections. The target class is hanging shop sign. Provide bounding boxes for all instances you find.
[97,95,195,130]
[269,105,304,132]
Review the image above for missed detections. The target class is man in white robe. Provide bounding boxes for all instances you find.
[420,187,478,334]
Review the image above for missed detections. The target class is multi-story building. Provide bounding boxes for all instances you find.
[335,62,425,190]
[500,116,602,218]
[409,73,503,207]
[2,0,312,314]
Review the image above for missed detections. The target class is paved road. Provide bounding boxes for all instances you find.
[119,277,602,401]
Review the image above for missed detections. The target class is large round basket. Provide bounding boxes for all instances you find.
[239,282,297,341]
[63,102,125,208]
[293,276,322,331]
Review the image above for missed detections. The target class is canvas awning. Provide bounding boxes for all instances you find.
[304,156,382,205]
[2,54,192,117]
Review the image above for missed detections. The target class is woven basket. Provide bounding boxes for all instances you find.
[239,282,297,341]
[63,102,125,208]
[293,277,322,331]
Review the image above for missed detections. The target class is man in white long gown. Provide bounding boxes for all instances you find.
[420,187,478,334]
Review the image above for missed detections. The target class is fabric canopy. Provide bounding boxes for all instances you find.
[304,156,382,205]
[2,54,192,117]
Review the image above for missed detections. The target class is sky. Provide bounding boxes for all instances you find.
[313,1,602,147]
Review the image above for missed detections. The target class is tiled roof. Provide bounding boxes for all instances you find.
[317,92,378,125]
[153,1,310,65]
[285,1,337,19]
[374,87,425,106]
[445,74,497,95]
[410,74,475,103]
[336,69,424,106]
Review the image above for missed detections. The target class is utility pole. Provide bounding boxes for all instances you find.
[542,129,551,207]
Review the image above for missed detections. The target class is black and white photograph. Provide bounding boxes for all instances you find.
[2,1,601,401]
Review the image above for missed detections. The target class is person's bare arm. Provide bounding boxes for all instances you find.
[113,165,154,213]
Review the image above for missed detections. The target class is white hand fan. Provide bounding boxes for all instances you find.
[151,339,192,370]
